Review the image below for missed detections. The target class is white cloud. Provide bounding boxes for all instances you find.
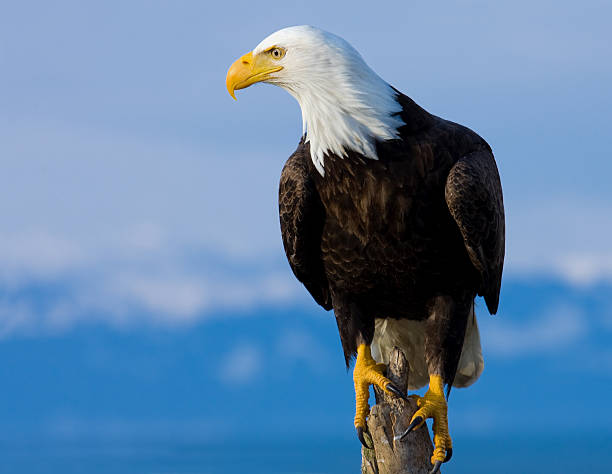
[552,254,612,286]
[113,274,210,321]
[480,304,587,357]
[218,343,263,385]
[0,262,303,337]
[276,328,332,373]
[0,224,305,337]
[0,231,86,285]
[505,197,612,285]
[0,118,306,335]
[0,302,35,338]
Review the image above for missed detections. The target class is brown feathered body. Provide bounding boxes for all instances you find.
[279,93,504,388]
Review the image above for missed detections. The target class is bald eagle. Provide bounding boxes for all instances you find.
[226,26,504,473]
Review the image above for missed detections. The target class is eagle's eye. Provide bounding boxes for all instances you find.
[269,47,285,59]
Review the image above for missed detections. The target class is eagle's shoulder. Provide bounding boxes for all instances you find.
[393,91,491,156]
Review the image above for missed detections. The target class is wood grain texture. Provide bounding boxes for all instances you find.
[361,347,435,474]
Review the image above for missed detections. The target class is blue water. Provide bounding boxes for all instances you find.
[0,436,607,474]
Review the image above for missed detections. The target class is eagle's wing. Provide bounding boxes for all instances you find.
[279,145,332,310]
[445,150,505,314]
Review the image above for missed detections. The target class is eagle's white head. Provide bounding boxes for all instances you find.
[226,26,404,175]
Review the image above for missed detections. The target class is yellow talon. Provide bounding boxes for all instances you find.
[353,344,395,430]
[410,374,453,465]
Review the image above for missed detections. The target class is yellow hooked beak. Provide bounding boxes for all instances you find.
[226,51,283,100]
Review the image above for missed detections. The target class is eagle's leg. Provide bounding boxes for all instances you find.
[403,375,452,473]
[399,295,470,474]
[332,296,406,446]
[353,343,405,446]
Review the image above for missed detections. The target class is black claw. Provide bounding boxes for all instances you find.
[399,416,423,440]
[444,448,453,463]
[356,426,372,449]
[429,460,442,474]
[386,383,408,400]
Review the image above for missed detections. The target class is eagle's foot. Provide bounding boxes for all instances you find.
[353,344,405,447]
[400,375,452,474]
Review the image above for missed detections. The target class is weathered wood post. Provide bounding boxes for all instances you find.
[361,347,435,474]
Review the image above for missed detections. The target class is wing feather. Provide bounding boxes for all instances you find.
[445,151,505,314]
[279,144,332,310]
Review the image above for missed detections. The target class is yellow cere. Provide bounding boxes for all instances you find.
[226,50,284,100]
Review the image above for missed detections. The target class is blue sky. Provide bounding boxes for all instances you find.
[1,1,612,472]
[1,0,611,333]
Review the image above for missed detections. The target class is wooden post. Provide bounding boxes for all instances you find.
[361,347,435,474]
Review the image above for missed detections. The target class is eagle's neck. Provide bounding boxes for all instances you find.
[283,67,405,176]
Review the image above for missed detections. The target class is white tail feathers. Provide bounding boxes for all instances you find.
[371,304,484,389]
